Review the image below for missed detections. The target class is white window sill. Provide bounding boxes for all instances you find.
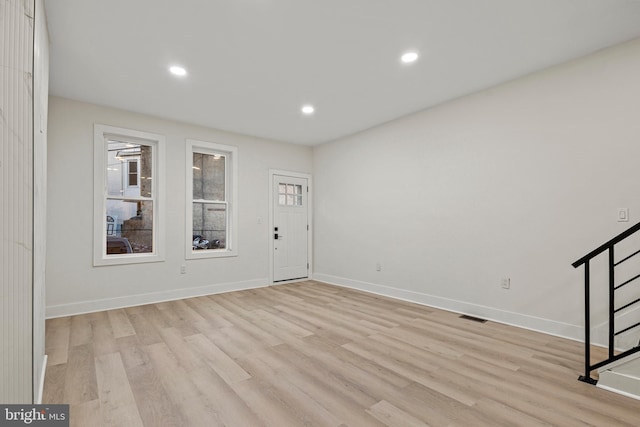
[187,249,237,260]
[94,253,165,267]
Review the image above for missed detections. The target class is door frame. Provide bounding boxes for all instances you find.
[269,169,313,285]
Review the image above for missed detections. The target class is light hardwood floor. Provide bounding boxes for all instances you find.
[43,281,639,426]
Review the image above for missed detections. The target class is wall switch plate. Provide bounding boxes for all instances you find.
[617,208,629,222]
[180,265,186,274]
[501,278,510,289]
[376,262,381,272]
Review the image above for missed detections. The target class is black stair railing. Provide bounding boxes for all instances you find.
[572,221,640,385]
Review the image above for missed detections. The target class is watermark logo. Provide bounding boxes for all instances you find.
[0,405,68,426]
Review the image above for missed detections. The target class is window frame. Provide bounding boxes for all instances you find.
[93,124,166,266]
[185,139,238,259]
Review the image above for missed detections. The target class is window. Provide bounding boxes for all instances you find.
[94,124,165,266]
[278,183,303,206]
[127,160,138,187]
[186,139,237,259]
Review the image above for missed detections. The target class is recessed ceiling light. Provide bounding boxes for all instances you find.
[301,105,315,115]
[169,65,187,76]
[401,52,419,64]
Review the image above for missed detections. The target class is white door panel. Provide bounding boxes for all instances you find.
[273,175,308,282]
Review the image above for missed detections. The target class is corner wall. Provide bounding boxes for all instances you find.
[46,97,312,317]
[33,0,50,403]
[313,38,640,344]
[1,0,35,404]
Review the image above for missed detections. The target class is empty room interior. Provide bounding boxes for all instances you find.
[3,0,640,425]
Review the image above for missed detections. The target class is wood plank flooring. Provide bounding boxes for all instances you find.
[43,281,639,426]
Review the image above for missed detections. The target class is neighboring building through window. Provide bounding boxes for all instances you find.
[94,124,165,266]
[127,159,139,187]
[186,139,237,259]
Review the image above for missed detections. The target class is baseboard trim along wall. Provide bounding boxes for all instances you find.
[46,278,269,318]
[314,273,587,344]
[47,273,616,348]
[36,355,47,404]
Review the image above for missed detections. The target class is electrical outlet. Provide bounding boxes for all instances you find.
[618,208,629,222]
[180,265,187,274]
[376,262,382,272]
[501,278,510,289]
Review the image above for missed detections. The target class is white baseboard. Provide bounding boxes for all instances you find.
[597,383,640,401]
[46,278,269,318]
[45,273,595,346]
[314,273,585,343]
[36,355,47,404]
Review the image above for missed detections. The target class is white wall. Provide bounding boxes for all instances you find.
[46,97,312,316]
[313,38,640,345]
[46,39,640,346]
[33,0,50,403]
[1,0,35,404]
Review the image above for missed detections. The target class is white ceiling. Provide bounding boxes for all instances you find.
[44,0,640,146]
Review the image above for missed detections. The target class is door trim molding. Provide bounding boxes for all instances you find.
[269,169,313,285]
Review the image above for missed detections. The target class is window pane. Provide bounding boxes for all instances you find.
[193,153,225,201]
[279,195,286,205]
[287,184,294,194]
[296,195,302,206]
[107,140,152,197]
[295,185,302,195]
[128,160,138,186]
[107,161,124,196]
[192,202,226,249]
[279,184,286,193]
[106,199,153,254]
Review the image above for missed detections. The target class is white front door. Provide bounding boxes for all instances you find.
[273,175,308,282]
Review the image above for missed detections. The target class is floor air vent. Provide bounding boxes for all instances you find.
[459,315,487,323]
